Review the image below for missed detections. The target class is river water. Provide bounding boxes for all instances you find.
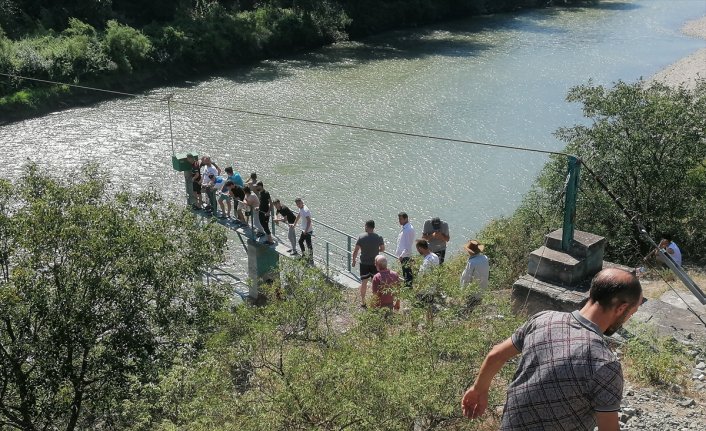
[1,0,705,269]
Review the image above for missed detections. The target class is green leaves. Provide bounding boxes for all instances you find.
[0,162,229,430]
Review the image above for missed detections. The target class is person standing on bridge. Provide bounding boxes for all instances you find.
[395,212,416,289]
[294,198,313,263]
[243,186,264,236]
[461,268,643,431]
[422,217,450,264]
[225,166,244,188]
[274,199,298,255]
[352,220,385,308]
[256,181,275,245]
[200,156,221,217]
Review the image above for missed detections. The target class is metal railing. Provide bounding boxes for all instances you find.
[269,208,399,279]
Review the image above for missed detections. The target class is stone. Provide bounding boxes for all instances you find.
[626,390,635,396]
[696,361,705,370]
[678,398,696,408]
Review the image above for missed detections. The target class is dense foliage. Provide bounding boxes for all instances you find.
[0,163,522,429]
[478,80,706,289]
[0,0,596,118]
[0,164,230,430]
[147,257,521,431]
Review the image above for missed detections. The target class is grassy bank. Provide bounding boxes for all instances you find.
[0,0,596,122]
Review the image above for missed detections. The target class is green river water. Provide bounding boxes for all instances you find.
[1,0,705,271]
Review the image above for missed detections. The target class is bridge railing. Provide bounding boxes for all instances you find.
[269,208,399,280]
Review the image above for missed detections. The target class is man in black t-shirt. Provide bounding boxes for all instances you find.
[274,199,298,254]
[256,181,274,245]
[352,220,385,308]
[229,184,246,225]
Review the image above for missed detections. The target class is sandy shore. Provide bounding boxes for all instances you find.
[650,15,706,88]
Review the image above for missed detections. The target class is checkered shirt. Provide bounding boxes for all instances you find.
[501,310,623,430]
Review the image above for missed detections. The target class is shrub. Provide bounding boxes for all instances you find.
[103,19,152,73]
[622,324,693,388]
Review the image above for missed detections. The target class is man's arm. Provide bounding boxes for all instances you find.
[595,412,619,431]
[379,243,385,253]
[351,244,361,267]
[461,338,519,419]
[304,215,311,232]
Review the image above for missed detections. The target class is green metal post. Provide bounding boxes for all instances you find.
[347,237,352,272]
[562,156,581,251]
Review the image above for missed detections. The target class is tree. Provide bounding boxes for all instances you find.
[0,163,229,430]
[477,80,706,290]
[151,257,521,430]
[555,80,706,262]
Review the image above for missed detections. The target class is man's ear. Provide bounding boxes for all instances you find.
[613,302,630,315]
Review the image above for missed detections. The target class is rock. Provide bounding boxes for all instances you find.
[623,407,638,417]
[626,390,635,396]
[696,361,706,370]
[678,398,696,408]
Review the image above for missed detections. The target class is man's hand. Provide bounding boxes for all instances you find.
[461,386,488,419]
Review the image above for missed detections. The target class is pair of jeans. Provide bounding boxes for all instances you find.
[287,225,297,251]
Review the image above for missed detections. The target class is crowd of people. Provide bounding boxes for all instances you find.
[180,154,662,431]
[182,154,313,258]
[181,153,491,310]
[353,212,490,312]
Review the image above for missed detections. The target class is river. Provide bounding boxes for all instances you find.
[1,0,705,271]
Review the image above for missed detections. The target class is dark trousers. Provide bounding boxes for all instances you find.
[436,249,446,264]
[298,231,313,254]
[259,212,271,235]
[400,256,413,287]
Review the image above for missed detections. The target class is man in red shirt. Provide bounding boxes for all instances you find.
[370,255,400,311]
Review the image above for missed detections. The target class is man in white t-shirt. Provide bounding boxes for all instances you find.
[650,234,682,267]
[416,239,440,321]
[200,156,220,217]
[293,198,313,262]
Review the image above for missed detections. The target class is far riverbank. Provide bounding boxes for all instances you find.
[651,15,706,87]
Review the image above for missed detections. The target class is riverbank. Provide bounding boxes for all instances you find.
[651,15,706,88]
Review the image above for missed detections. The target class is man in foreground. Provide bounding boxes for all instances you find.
[461,268,643,431]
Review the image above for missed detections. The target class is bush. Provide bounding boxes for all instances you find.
[103,19,152,73]
[622,324,693,387]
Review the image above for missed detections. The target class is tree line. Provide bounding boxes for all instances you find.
[0,0,596,119]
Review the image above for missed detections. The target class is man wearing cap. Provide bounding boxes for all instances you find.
[462,268,643,431]
[460,240,489,290]
[422,217,450,264]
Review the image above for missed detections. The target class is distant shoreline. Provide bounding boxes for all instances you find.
[650,15,706,88]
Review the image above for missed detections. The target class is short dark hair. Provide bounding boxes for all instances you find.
[273,199,281,205]
[416,239,429,250]
[589,269,642,309]
[398,212,408,220]
[243,186,251,194]
[225,180,234,187]
[661,233,673,242]
[225,167,233,174]
[250,172,257,179]
[256,181,263,187]
[365,220,375,229]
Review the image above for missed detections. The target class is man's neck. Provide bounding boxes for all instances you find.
[579,301,610,334]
